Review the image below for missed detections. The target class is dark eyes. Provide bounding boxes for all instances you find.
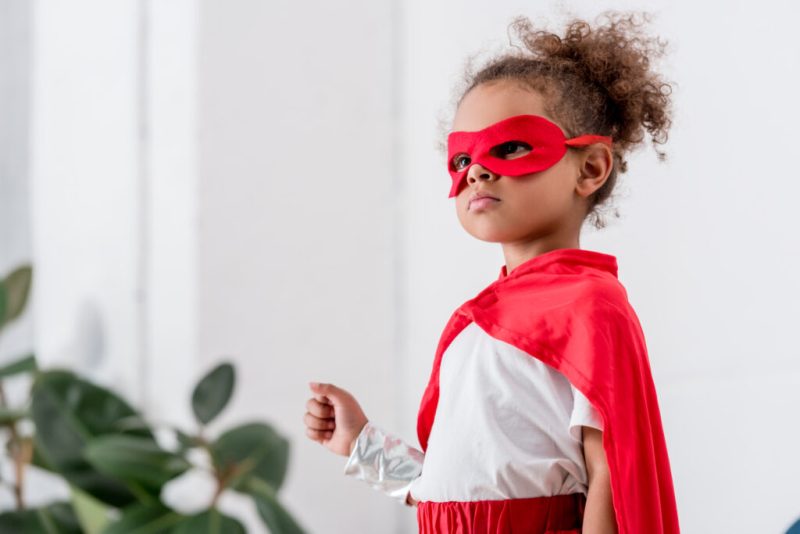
[451,141,533,171]
[497,140,532,156]
[452,154,471,171]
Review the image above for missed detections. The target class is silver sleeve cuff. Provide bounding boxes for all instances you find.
[343,420,424,503]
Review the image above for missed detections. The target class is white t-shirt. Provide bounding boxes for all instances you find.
[408,321,604,502]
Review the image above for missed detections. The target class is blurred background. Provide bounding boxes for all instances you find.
[1,0,799,532]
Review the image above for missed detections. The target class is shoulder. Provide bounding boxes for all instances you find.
[491,270,639,329]
[557,276,645,343]
[565,272,634,316]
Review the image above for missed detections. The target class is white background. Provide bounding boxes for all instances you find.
[1,0,799,532]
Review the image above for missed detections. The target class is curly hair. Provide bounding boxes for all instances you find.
[442,10,676,229]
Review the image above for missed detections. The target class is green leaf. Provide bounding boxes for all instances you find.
[171,509,245,534]
[85,435,191,492]
[31,439,57,473]
[31,370,156,507]
[1,264,33,325]
[175,429,200,454]
[0,353,38,378]
[0,501,82,534]
[243,477,306,534]
[209,422,289,492]
[70,486,112,534]
[101,503,184,534]
[191,362,235,425]
[0,406,29,424]
[112,414,152,433]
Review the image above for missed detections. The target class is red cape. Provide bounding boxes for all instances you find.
[416,248,680,534]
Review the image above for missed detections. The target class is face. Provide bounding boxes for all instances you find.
[451,81,592,244]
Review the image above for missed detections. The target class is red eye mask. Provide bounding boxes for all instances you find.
[446,114,613,198]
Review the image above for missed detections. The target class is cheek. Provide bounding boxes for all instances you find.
[513,168,573,204]
[454,197,470,225]
[454,191,471,212]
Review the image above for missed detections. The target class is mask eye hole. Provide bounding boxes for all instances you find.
[451,153,471,171]
[491,141,532,159]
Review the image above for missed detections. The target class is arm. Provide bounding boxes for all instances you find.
[304,382,424,506]
[343,420,424,506]
[581,425,619,534]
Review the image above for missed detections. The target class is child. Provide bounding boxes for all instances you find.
[306,10,679,534]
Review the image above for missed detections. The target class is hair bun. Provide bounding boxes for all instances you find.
[511,11,674,156]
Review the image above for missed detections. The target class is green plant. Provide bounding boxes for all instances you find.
[0,264,306,533]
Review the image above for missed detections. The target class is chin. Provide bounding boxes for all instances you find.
[461,223,510,243]
[456,207,517,242]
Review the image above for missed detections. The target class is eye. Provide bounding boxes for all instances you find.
[492,141,532,159]
[451,153,471,171]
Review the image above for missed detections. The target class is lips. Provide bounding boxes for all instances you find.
[467,193,500,207]
[468,194,501,210]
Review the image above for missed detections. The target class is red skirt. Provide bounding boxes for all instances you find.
[416,493,586,534]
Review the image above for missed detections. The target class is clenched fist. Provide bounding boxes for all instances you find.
[305,382,368,457]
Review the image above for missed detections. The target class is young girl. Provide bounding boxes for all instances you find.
[305,11,679,534]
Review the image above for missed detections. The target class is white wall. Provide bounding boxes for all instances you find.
[196,1,408,531]
[10,0,800,532]
[30,0,144,398]
[0,0,32,356]
[0,0,35,507]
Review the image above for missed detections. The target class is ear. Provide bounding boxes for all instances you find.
[574,144,613,198]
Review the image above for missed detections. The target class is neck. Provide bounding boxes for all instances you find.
[501,234,581,275]
[501,197,590,275]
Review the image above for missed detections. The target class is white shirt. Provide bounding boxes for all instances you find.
[408,321,603,502]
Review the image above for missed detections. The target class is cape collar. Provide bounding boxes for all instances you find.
[497,247,618,280]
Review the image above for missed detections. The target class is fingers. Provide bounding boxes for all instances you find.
[306,427,333,443]
[306,397,334,418]
[304,411,335,431]
[308,381,346,406]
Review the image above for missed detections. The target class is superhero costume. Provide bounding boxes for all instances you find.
[343,115,679,533]
[345,249,679,533]
[413,247,680,533]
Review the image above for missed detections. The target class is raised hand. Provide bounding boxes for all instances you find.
[305,381,368,457]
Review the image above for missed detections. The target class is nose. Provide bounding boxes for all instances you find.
[466,163,498,186]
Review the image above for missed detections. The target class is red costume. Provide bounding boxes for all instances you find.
[416,248,680,533]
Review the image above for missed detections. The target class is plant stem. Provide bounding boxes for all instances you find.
[210,479,224,508]
[199,436,225,508]
[0,382,25,509]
